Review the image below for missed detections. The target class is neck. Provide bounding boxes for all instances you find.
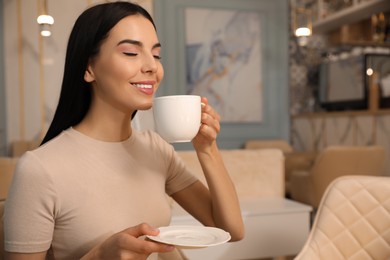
[74,109,133,142]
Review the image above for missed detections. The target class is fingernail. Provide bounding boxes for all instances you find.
[201,102,206,107]
[151,227,160,233]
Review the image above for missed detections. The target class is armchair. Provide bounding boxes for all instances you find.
[295,175,390,259]
[289,145,385,210]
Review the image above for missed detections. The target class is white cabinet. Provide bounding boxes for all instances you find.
[170,198,312,260]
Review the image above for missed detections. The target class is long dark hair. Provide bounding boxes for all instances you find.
[41,2,155,145]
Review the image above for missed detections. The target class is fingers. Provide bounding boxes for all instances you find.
[121,234,174,255]
[201,111,220,133]
[201,97,221,122]
[122,223,175,254]
[200,98,220,136]
[201,97,221,121]
[124,223,159,238]
[193,97,221,147]
[89,224,175,260]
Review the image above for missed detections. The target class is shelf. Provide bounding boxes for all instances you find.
[313,0,390,34]
[292,109,390,119]
[334,41,390,47]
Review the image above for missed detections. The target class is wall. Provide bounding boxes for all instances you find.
[292,113,390,175]
[1,0,153,155]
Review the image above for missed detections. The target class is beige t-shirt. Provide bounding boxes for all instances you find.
[4,128,197,259]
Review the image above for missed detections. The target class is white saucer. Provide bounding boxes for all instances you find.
[146,225,231,249]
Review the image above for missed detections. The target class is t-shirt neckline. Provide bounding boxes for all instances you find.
[67,127,136,146]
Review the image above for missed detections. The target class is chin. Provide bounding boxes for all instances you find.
[138,103,153,111]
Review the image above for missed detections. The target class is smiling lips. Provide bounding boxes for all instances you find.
[133,83,153,95]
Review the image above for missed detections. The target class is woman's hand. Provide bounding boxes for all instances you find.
[81,223,174,260]
[192,97,221,152]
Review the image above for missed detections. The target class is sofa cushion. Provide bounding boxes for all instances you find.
[177,149,284,198]
[0,157,18,201]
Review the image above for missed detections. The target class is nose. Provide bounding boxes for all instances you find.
[141,53,158,74]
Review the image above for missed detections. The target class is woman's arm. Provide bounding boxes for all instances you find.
[171,97,244,241]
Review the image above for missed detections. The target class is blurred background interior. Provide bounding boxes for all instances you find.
[1,0,390,259]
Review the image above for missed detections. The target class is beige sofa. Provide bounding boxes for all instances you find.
[170,149,308,260]
[1,157,18,259]
[1,139,40,200]
[244,139,317,196]
[0,157,18,201]
[176,149,285,198]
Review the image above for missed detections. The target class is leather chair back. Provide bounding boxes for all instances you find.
[295,175,390,259]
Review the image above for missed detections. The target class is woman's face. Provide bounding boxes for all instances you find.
[85,14,164,114]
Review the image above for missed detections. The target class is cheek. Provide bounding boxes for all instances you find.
[95,60,137,84]
[157,64,164,82]
[109,59,137,78]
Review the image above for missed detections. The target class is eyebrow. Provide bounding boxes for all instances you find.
[117,39,161,49]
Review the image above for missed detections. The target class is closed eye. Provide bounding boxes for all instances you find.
[123,52,160,60]
[123,52,137,57]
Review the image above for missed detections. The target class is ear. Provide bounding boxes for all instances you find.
[84,64,95,83]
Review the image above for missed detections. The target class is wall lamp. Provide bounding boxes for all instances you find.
[37,0,54,37]
[293,7,312,46]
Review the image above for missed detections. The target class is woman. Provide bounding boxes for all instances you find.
[4,2,244,260]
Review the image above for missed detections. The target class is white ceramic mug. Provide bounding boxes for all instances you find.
[153,95,201,143]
